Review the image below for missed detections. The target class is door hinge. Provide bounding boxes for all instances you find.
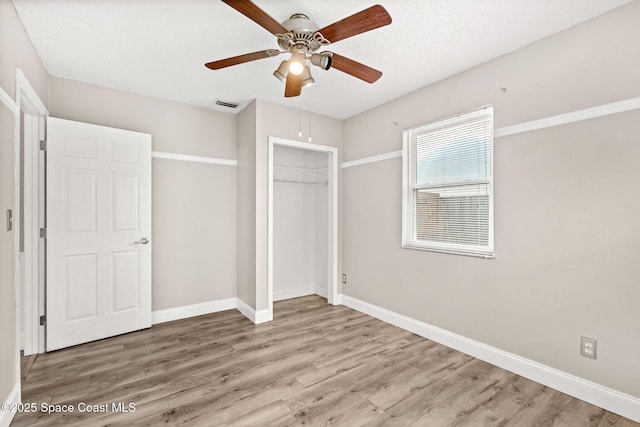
[39,315,46,326]
[39,139,47,151]
[39,227,47,238]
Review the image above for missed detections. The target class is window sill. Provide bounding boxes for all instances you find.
[401,243,495,259]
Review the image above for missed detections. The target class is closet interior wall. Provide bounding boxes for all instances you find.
[273,145,329,301]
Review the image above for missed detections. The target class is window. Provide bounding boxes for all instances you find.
[402,105,494,258]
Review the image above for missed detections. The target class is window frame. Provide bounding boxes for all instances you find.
[402,105,495,258]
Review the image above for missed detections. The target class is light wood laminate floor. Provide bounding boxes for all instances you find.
[13,296,639,426]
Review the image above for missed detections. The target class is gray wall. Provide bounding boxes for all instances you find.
[342,1,640,398]
[236,100,257,308]
[0,0,49,409]
[0,0,48,101]
[48,77,237,311]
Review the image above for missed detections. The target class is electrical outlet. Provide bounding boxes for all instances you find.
[342,274,347,284]
[580,336,597,359]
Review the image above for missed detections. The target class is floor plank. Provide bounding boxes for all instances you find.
[12,295,639,426]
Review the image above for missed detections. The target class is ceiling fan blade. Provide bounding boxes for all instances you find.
[221,0,289,35]
[329,52,383,83]
[316,4,391,44]
[205,49,280,70]
[284,73,302,97]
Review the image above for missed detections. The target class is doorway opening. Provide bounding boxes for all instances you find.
[268,137,338,319]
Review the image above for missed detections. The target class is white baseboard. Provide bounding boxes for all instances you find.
[332,293,343,305]
[315,286,328,299]
[273,285,328,302]
[0,382,20,427]
[254,308,272,324]
[274,286,315,302]
[152,298,237,324]
[236,298,272,324]
[340,294,640,423]
[236,298,255,323]
[154,297,274,327]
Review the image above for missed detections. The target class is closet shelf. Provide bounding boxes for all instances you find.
[274,179,328,186]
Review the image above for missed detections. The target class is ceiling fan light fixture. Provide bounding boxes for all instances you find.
[311,52,332,70]
[289,60,304,75]
[301,65,315,87]
[208,2,392,97]
[288,48,307,76]
[273,60,289,82]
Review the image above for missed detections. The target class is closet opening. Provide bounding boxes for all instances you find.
[268,137,338,318]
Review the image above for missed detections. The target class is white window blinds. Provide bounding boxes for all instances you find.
[402,105,494,258]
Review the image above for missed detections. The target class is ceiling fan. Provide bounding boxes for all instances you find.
[205,0,392,97]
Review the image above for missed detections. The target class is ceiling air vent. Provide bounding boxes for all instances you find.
[215,99,240,109]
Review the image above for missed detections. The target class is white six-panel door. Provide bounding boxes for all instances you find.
[46,117,151,351]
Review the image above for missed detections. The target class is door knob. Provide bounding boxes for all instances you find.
[133,237,150,245]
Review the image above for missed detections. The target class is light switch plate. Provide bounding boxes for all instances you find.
[6,209,12,231]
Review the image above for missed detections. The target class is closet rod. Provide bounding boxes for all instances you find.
[274,179,328,185]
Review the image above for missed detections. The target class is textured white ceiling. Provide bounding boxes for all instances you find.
[12,0,633,119]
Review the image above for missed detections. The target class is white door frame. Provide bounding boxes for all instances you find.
[1,80,21,420]
[267,136,338,318]
[16,69,48,355]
